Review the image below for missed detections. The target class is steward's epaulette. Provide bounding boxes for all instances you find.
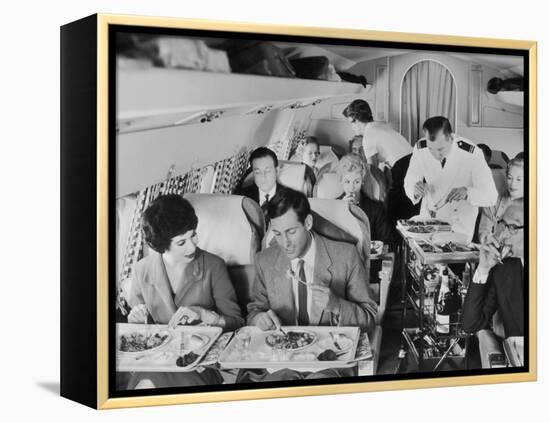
[416,139,427,149]
[457,140,476,154]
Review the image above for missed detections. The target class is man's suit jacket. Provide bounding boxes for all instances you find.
[247,233,377,334]
[239,183,283,205]
[462,257,524,337]
[128,249,244,331]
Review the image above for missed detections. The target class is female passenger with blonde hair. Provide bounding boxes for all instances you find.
[478,156,524,244]
[336,154,393,244]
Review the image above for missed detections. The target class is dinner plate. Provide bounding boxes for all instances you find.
[181,333,209,352]
[117,329,172,356]
[265,330,317,351]
[318,334,354,352]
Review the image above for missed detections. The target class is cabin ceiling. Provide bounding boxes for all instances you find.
[203,37,524,76]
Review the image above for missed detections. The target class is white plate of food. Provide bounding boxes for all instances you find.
[318,332,354,352]
[118,329,172,356]
[265,330,317,351]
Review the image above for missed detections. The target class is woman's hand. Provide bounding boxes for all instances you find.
[168,306,200,328]
[127,304,148,324]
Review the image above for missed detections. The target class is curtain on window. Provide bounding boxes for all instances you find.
[401,60,456,146]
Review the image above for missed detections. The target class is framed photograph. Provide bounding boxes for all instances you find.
[60,13,537,409]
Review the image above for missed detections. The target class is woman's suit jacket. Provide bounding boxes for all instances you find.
[128,248,244,331]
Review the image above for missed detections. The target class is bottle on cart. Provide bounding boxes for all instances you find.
[435,266,451,334]
[436,267,462,335]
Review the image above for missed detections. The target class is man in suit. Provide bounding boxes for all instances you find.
[240,146,282,208]
[463,198,525,338]
[238,187,377,382]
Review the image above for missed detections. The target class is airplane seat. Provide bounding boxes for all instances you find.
[183,194,264,315]
[490,150,510,170]
[314,171,344,199]
[277,160,314,196]
[491,168,508,197]
[116,193,139,299]
[476,312,507,368]
[307,198,371,274]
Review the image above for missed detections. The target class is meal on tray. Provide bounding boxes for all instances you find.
[400,219,448,226]
[416,240,478,254]
[265,330,316,350]
[119,330,171,353]
[407,225,436,234]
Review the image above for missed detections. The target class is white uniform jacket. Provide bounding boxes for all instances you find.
[404,136,498,241]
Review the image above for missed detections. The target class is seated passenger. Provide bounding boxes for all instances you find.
[125,194,243,389]
[336,154,394,245]
[478,157,524,244]
[301,136,323,182]
[463,199,525,338]
[238,187,377,382]
[239,147,283,207]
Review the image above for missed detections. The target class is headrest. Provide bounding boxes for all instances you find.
[184,194,261,265]
[317,146,340,171]
[308,198,371,260]
[314,172,344,199]
[278,161,309,194]
[490,150,510,170]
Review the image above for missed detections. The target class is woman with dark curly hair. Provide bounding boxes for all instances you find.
[125,194,243,389]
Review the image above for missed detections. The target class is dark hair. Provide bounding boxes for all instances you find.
[422,116,453,141]
[477,143,492,161]
[304,136,319,148]
[142,194,198,253]
[342,99,373,123]
[249,146,278,168]
[266,186,311,224]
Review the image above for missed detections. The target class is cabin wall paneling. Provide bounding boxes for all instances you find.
[349,51,523,157]
[468,64,483,126]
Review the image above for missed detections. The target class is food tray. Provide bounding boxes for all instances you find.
[116,323,222,372]
[397,219,452,239]
[410,238,479,264]
[218,326,361,370]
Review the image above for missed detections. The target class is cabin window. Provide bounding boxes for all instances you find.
[400,60,457,145]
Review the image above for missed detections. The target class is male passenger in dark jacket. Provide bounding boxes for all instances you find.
[463,199,525,337]
[239,146,283,208]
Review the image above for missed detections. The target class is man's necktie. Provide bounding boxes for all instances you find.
[441,158,447,168]
[296,259,309,325]
[261,194,270,216]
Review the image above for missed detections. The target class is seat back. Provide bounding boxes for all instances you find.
[184,194,264,313]
[314,172,344,199]
[491,168,508,197]
[308,198,371,266]
[490,150,510,169]
[278,160,313,195]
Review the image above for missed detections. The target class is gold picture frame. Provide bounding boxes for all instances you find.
[60,13,537,409]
